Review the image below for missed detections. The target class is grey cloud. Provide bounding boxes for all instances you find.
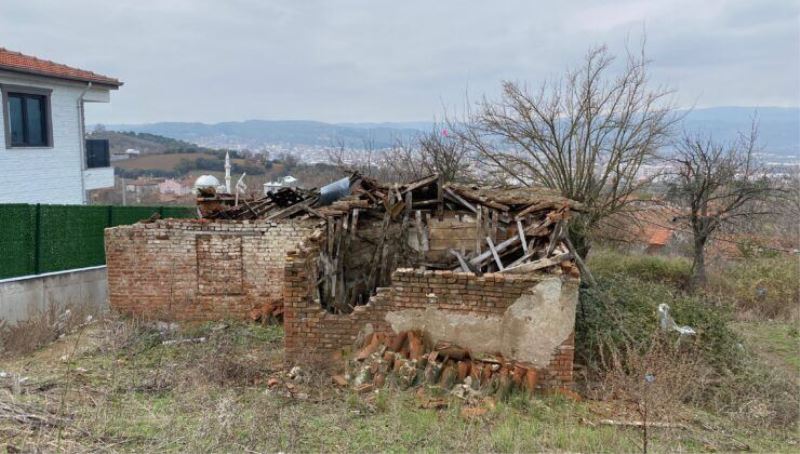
[0,0,796,124]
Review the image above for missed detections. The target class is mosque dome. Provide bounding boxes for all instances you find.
[194,175,221,189]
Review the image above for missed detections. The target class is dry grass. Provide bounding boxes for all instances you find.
[0,317,797,453]
[0,302,100,356]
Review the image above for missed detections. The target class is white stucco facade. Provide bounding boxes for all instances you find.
[0,70,116,204]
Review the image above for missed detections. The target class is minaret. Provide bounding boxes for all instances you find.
[224,151,232,193]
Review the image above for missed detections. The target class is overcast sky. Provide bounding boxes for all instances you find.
[1,0,798,124]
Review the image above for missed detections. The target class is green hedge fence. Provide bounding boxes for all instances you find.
[0,204,195,279]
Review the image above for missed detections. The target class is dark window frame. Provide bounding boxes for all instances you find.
[1,84,53,149]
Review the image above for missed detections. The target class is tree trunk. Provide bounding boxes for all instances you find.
[568,221,592,260]
[691,235,707,288]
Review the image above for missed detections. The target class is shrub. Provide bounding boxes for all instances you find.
[706,255,800,320]
[588,249,692,286]
[575,274,741,375]
[577,251,798,430]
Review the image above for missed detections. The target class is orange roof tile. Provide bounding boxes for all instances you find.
[0,47,122,87]
[647,228,672,246]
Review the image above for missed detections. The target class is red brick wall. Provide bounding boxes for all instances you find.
[105,219,316,321]
[283,241,577,390]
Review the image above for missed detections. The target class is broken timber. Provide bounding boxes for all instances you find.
[195,172,583,313]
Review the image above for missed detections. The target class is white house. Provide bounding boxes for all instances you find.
[0,47,122,204]
[263,175,298,195]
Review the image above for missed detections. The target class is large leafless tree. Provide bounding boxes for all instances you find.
[667,123,776,286]
[455,45,678,256]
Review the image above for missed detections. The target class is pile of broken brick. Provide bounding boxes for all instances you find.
[345,330,540,397]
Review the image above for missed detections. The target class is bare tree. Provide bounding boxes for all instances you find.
[327,137,393,181]
[667,122,775,286]
[385,125,473,183]
[455,44,678,256]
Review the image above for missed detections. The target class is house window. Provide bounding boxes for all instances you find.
[2,85,52,148]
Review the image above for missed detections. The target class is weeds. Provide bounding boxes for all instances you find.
[1,317,796,452]
[0,302,99,356]
[707,255,800,320]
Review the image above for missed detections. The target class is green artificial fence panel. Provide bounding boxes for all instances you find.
[110,206,160,226]
[0,204,196,279]
[0,204,37,278]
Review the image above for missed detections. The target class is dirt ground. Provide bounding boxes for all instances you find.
[0,319,797,453]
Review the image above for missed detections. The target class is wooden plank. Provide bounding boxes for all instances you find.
[502,252,572,274]
[443,187,477,214]
[486,236,505,271]
[300,205,326,219]
[506,249,537,268]
[264,197,316,221]
[349,209,360,240]
[414,210,428,258]
[475,206,482,255]
[514,201,562,221]
[545,220,562,256]
[333,216,350,311]
[563,235,597,286]
[366,211,392,292]
[450,187,510,212]
[490,209,498,243]
[468,232,520,267]
[402,173,439,194]
[327,219,335,256]
[436,174,444,221]
[516,219,528,255]
[449,249,470,272]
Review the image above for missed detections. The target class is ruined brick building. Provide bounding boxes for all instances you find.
[105,174,583,392]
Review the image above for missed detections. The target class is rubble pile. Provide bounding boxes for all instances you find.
[345,330,540,397]
[197,172,584,313]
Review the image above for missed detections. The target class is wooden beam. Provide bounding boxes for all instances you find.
[450,187,510,212]
[402,173,440,194]
[516,218,528,255]
[449,249,470,272]
[545,220,562,256]
[490,209,498,243]
[514,201,563,221]
[366,211,392,292]
[436,174,444,221]
[563,235,597,286]
[502,252,572,274]
[264,197,316,221]
[468,232,520,267]
[349,209,360,240]
[475,206,482,255]
[443,188,478,214]
[414,210,428,259]
[486,236,504,271]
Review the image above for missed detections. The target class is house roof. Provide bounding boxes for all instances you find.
[645,227,672,247]
[0,47,122,88]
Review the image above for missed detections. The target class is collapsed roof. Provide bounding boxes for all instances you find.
[197,173,585,313]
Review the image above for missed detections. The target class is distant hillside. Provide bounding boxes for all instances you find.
[87,129,214,155]
[100,107,799,159]
[101,120,425,149]
[680,107,798,158]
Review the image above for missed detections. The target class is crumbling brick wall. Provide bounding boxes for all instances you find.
[105,219,317,321]
[283,241,578,391]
